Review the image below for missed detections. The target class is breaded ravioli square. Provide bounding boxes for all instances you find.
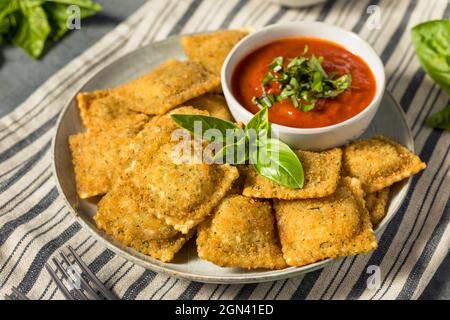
[95,179,190,262]
[197,195,287,269]
[181,30,249,75]
[243,148,342,199]
[130,142,239,234]
[274,177,377,267]
[343,136,426,193]
[102,106,239,234]
[69,115,148,198]
[125,106,211,163]
[185,94,234,121]
[365,188,390,227]
[76,90,146,130]
[112,59,220,115]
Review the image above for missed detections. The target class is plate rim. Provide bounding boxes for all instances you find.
[52,36,413,284]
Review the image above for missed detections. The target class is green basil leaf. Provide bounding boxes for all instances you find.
[213,138,248,164]
[0,12,20,42]
[287,56,306,68]
[245,106,270,138]
[333,74,352,90]
[301,103,314,112]
[261,72,274,86]
[312,71,323,92]
[268,56,283,72]
[250,138,304,189]
[12,4,50,58]
[412,20,450,95]
[426,104,450,131]
[303,44,308,54]
[44,0,102,11]
[43,1,101,41]
[309,54,327,78]
[0,0,20,21]
[291,96,299,108]
[171,114,241,141]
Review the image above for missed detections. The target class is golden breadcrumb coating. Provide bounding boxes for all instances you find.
[197,195,287,269]
[243,148,342,199]
[112,59,220,115]
[274,177,377,267]
[343,135,426,193]
[181,29,249,75]
[365,187,390,227]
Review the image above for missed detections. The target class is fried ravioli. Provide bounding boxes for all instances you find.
[131,142,239,234]
[95,177,191,262]
[69,115,148,199]
[243,148,342,199]
[185,94,234,121]
[274,177,377,267]
[197,195,287,269]
[181,29,249,75]
[98,106,239,234]
[365,188,390,227]
[76,90,146,130]
[343,136,426,193]
[111,59,220,115]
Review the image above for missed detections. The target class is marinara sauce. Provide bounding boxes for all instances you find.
[232,37,376,128]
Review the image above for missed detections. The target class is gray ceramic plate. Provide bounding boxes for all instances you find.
[53,36,413,284]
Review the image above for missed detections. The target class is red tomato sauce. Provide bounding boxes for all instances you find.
[231,37,377,128]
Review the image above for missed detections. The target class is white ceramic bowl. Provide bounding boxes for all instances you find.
[222,21,385,150]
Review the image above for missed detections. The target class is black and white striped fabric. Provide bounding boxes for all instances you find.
[0,0,449,300]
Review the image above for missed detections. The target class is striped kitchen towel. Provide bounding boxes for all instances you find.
[0,0,449,300]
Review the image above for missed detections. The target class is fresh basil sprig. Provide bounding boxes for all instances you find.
[253,46,352,112]
[0,0,102,58]
[171,108,304,189]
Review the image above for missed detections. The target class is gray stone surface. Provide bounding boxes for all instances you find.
[0,0,447,300]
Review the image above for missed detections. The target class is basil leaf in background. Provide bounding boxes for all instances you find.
[0,0,20,21]
[0,12,20,43]
[45,0,102,9]
[250,138,304,189]
[12,4,50,58]
[45,0,102,19]
[426,104,450,131]
[44,1,101,41]
[0,0,102,59]
[43,3,72,40]
[411,20,450,95]
[171,114,241,141]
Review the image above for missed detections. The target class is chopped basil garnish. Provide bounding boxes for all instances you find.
[252,46,352,112]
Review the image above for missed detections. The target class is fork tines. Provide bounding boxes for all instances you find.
[45,246,118,300]
[4,287,29,300]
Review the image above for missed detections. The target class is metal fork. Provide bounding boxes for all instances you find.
[4,287,29,300]
[44,246,118,300]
